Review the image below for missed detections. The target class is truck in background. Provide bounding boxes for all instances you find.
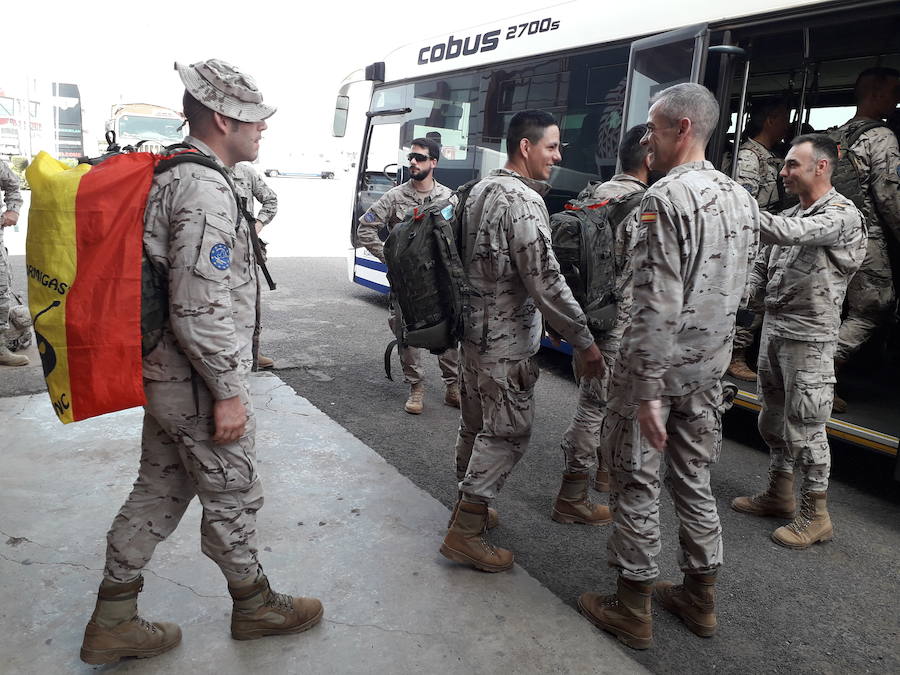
[105,103,183,153]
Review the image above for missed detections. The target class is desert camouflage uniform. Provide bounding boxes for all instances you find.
[0,159,23,333]
[233,162,278,228]
[455,169,593,501]
[561,174,646,473]
[602,161,760,581]
[836,119,900,360]
[104,136,263,584]
[357,180,458,386]
[749,189,866,492]
[733,138,782,350]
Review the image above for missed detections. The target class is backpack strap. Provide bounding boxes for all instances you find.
[452,178,482,269]
[844,120,888,150]
[155,151,276,290]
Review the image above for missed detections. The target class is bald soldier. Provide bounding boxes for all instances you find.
[833,67,900,411]
[732,134,866,549]
[578,84,760,649]
[79,60,322,666]
[357,137,459,415]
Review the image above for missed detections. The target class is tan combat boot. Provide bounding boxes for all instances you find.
[594,461,610,493]
[440,500,513,572]
[80,577,181,665]
[0,340,29,367]
[726,348,756,381]
[578,576,653,650]
[731,470,796,519]
[447,492,498,530]
[256,354,275,369]
[771,491,833,549]
[444,383,460,408]
[654,573,717,637]
[228,571,323,640]
[404,383,425,414]
[552,472,612,525]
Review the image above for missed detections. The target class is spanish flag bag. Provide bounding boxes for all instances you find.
[25,147,235,423]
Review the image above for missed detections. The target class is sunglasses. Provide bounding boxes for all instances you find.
[407,152,432,163]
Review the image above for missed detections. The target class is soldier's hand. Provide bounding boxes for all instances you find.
[212,395,247,444]
[574,343,606,381]
[1,210,18,227]
[638,399,667,451]
[255,220,264,234]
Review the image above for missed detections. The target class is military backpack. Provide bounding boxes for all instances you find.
[382,180,480,365]
[550,191,644,335]
[825,119,887,224]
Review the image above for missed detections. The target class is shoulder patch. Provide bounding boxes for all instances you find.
[640,212,657,224]
[896,165,900,179]
[741,183,755,193]
[209,243,231,270]
[363,211,377,223]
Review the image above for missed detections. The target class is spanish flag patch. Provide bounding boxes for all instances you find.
[640,212,657,224]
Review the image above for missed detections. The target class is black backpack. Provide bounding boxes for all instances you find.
[550,191,644,334]
[382,180,479,373]
[825,120,887,224]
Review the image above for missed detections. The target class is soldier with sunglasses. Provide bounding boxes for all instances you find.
[357,137,460,414]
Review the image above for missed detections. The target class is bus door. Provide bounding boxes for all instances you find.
[620,24,709,144]
[352,114,405,248]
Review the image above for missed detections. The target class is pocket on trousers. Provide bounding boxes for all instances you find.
[177,424,257,494]
[789,372,833,425]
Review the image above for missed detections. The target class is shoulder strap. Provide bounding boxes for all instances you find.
[155,150,276,290]
[453,178,482,268]
[607,189,645,225]
[845,120,888,149]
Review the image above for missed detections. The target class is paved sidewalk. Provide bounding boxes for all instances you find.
[0,373,646,674]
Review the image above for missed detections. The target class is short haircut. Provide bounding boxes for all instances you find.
[650,83,719,143]
[791,133,838,170]
[618,124,649,172]
[854,67,900,102]
[506,110,558,160]
[410,136,441,160]
[183,91,215,132]
[745,97,789,138]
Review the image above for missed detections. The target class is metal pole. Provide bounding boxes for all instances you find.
[731,58,751,180]
[795,28,811,137]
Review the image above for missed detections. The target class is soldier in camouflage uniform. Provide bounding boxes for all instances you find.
[356,138,459,415]
[560,125,652,498]
[732,134,866,550]
[727,98,791,381]
[233,162,278,369]
[441,110,605,573]
[834,67,900,412]
[80,59,322,666]
[578,84,760,649]
[0,158,27,367]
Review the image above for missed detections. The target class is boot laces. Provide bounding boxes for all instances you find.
[786,495,815,534]
[131,615,158,633]
[265,589,295,612]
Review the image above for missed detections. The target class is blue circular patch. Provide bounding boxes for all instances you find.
[210,243,231,270]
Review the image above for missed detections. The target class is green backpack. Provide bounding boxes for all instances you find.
[550,191,644,335]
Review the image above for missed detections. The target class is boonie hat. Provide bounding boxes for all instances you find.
[175,59,276,122]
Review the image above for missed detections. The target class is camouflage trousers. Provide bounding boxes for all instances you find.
[388,303,458,386]
[104,378,263,584]
[454,345,539,502]
[559,350,616,474]
[837,233,894,360]
[757,328,834,493]
[603,382,725,581]
[0,235,9,332]
[733,300,764,351]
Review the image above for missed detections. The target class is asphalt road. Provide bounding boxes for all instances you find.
[4,174,898,674]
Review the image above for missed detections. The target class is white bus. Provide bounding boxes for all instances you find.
[333,0,900,460]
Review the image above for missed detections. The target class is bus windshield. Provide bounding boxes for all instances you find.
[117,115,182,142]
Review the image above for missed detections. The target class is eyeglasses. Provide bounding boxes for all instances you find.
[407,152,431,163]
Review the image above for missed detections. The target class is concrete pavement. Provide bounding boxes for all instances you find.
[0,372,646,674]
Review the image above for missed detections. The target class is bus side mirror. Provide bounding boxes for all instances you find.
[333,95,350,138]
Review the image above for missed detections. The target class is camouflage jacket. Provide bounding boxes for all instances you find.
[462,168,593,363]
[749,188,867,342]
[357,179,452,263]
[142,135,259,400]
[233,162,278,228]
[0,158,23,214]
[581,173,647,352]
[841,117,900,241]
[614,161,760,403]
[736,138,782,211]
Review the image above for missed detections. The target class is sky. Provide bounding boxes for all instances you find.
[6,0,558,160]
